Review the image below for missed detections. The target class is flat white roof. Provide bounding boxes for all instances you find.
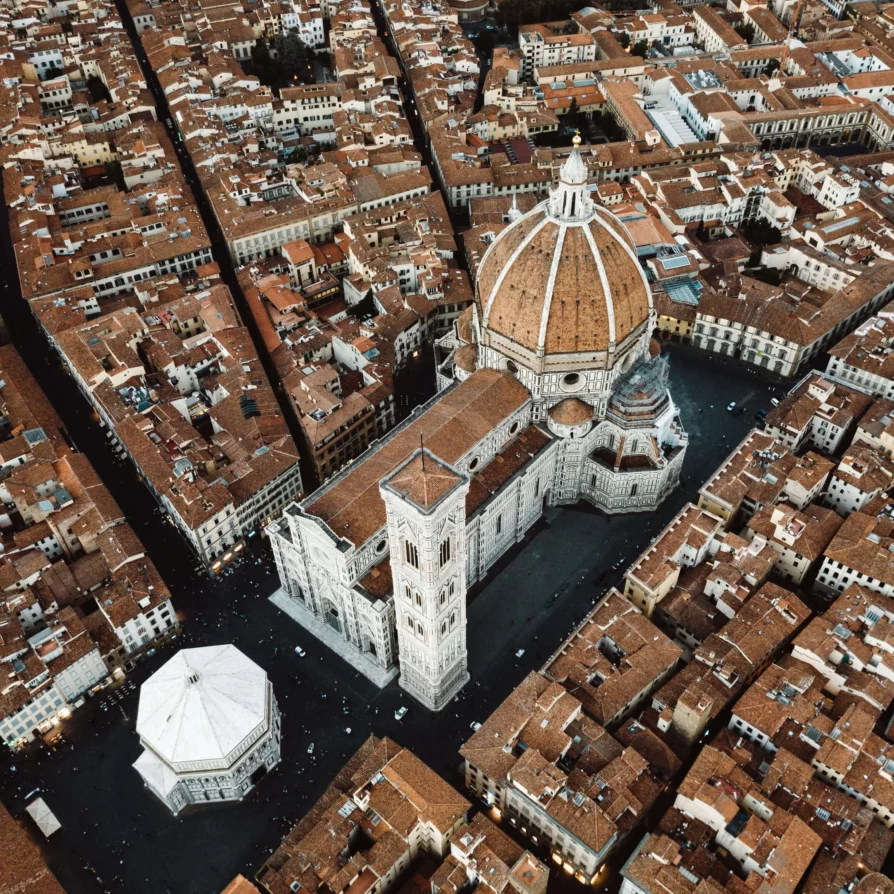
[136,645,269,766]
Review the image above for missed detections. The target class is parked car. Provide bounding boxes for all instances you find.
[515,648,526,658]
[307,743,314,754]
[394,706,408,721]
[294,646,306,657]
[755,408,768,421]
[731,406,744,417]
[470,722,482,731]
[727,402,737,412]
[770,397,780,407]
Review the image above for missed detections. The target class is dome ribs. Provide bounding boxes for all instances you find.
[476,202,651,359]
[546,224,608,354]
[491,222,559,348]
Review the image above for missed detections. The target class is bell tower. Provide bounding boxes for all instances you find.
[379,448,471,711]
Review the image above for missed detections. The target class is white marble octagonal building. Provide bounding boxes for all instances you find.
[133,645,281,815]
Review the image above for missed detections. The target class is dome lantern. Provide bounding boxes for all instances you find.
[548,132,592,222]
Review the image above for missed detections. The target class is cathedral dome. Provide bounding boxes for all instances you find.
[476,140,651,360]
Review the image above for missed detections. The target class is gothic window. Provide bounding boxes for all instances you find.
[415,592,422,607]
[439,590,446,606]
[449,580,455,596]
[496,515,502,535]
[441,621,447,635]
[406,616,413,630]
[631,483,638,497]
[404,539,419,568]
[534,478,540,497]
[450,611,456,627]
[439,538,451,567]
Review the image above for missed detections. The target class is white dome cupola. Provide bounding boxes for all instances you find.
[548,133,595,223]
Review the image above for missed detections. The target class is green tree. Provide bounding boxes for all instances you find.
[734,21,755,42]
[87,76,111,104]
[106,160,125,191]
[477,30,495,53]
[695,217,707,241]
[274,31,311,80]
[493,0,583,29]
[764,58,780,76]
[251,39,272,70]
[632,39,648,57]
[741,218,782,246]
[618,30,631,49]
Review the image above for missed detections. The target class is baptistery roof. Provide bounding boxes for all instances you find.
[136,645,268,766]
[476,139,652,358]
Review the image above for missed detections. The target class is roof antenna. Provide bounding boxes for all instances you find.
[420,433,425,472]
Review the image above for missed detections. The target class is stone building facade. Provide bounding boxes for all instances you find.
[269,139,689,711]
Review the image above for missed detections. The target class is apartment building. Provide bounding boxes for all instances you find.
[692,263,894,378]
[815,506,894,599]
[461,672,663,884]
[623,503,724,616]
[0,345,178,745]
[825,445,894,515]
[669,743,822,889]
[793,583,894,712]
[622,730,892,894]
[542,590,683,728]
[698,429,831,527]
[828,302,894,398]
[518,23,598,79]
[33,282,302,570]
[0,608,106,746]
[744,501,843,585]
[853,397,894,456]
[256,736,472,892]
[765,374,873,454]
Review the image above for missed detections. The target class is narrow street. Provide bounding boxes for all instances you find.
[367,0,433,163]
[109,0,317,485]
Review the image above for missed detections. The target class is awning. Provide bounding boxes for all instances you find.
[26,798,61,837]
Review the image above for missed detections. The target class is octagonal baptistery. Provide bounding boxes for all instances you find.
[133,645,281,815]
[474,138,654,418]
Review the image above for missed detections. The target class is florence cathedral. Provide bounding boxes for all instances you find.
[269,137,689,711]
